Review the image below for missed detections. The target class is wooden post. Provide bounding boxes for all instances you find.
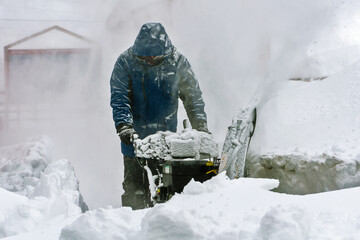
[17,104,20,128]
[4,46,9,129]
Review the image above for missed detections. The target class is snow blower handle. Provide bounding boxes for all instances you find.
[131,134,159,206]
[183,119,191,130]
[133,133,139,142]
[132,133,140,160]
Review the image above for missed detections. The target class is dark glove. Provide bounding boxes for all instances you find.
[195,121,211,134]
[116,123,137,145]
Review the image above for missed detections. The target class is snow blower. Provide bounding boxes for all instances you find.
[133,120,220,204]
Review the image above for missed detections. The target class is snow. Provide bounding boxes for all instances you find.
[252,59,360,158]
[1,0,360,239]
[248,154,360,195]
[0,137,84,238]
[0,137,52,196]
[59,173,360,240]
[246,58,360,194]
[59,207,146,240]
[3,216,79,240]
[134,129,219,160]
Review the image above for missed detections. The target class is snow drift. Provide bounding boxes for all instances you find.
[59,173,360,240]
[247,56,360,194]
[249,153,360,195]
[0,136,86,238]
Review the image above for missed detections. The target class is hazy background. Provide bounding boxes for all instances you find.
[1,0,360,208]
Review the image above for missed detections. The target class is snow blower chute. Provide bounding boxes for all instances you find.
[219,107,257,179]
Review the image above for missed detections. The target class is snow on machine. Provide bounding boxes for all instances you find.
[133,120,219,205]
[219,107,257,179]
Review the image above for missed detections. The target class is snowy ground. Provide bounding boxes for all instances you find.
[46,173,360,240]
[3,172,360,240]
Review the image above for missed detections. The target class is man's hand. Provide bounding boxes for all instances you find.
[117,123,137,145]
[196,121,211,134]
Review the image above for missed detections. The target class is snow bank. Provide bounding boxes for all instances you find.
[248,154,360,195]
[253,58,360,160]
[0,137,86,238]
[59,207,146,240]
[59,174,278,240]
[3,215,80,240]
[59,173,360,240]
[134,130,219,160]
[0,138,51,196]
[247,57,360,194]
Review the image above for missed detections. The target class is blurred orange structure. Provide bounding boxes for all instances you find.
[2,26,94,129]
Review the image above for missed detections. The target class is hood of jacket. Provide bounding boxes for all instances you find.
[133,22,174,57]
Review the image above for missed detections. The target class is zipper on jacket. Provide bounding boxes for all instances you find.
[141,76,146,102]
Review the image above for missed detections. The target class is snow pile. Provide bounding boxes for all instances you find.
[248,56,360,194]
[59,207,146,240]
[0,137,86,238]
[134,130,219,160]
[254,59,360,160]
[0,137,52,196]
[248,154,360,195]
[59,173,360,240]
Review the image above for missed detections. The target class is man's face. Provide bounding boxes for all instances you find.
[136,55,165,66]
[136,55,164,66]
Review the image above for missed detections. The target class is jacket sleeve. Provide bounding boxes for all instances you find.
[110,55,133,128]
[178,56,207,129]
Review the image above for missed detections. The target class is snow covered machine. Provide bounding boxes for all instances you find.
[133,125,219,204]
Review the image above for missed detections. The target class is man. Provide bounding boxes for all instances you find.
[110,23,209,209]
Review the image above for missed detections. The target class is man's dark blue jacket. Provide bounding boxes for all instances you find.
[110,23,207,157]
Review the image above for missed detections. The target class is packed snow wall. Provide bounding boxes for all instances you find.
[247,154,360,195]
